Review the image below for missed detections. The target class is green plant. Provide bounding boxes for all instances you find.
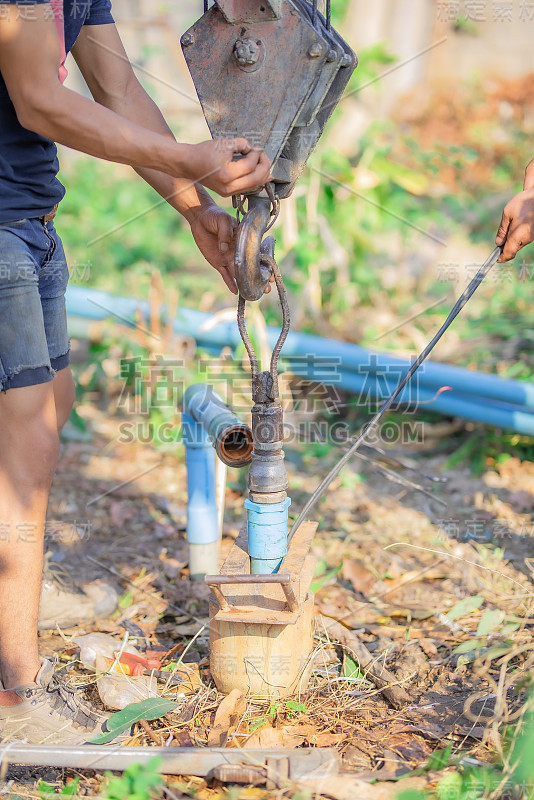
[248,700,308,732]
[443,597,520,664]
[286,700,307,718]
[38,778,80,797]
[103,756,163,800]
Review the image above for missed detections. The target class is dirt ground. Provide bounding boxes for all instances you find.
[4,402,533,799]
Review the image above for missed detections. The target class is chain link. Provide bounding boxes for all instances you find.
[232,182,279,226]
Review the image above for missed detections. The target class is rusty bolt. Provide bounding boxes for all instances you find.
[308,41,324,58]
[181,32,194,47]
[234,37,261,67]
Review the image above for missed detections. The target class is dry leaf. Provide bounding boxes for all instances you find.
[244,726,284,749]
[165,663,202,696]
[507,490,534,513]
[279,724,309,748]
[296,775,428,800]
[418,638,439,658]
[110,500,136,526]
[244,724,306,749]
[308,730,346,747]
[208,689,247,747]
[170,730,195,747]
[342,560,376,595]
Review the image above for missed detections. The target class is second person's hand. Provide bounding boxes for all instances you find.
[496,156,534,261]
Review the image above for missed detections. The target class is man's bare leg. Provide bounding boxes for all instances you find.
[0,382,60,689]
[52,366,75,433]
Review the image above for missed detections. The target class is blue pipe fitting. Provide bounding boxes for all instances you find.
[184,384,253,467]
[182,386,253,579]
[245,497,291,575]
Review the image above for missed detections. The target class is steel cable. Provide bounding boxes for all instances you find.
[288,245,503,542]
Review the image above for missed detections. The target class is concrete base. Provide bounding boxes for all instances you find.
[206,522,317,699]
[209,593,315,699]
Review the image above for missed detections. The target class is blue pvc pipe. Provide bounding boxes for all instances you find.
[182,412,219,547]
[245,497,291,575]
[65,286,534,425]
[334,371,534,436]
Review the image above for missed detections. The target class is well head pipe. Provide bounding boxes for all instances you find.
[183,384,253,468]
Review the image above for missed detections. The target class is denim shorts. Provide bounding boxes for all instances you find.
[0,217,70,392]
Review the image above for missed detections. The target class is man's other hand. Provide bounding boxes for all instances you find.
[185,138,271,198]
[189,203,238,294]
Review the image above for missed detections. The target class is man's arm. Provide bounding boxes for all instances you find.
[72,24,225,223]
[71,23,248,292]
[496,159,534,262]
[0,5,270,198]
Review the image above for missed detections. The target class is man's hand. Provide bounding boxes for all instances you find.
[189,203,239,294]
[184,138,271,198]
[496,158,534,261]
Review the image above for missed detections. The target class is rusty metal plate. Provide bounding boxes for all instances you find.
[182,1,328,164]
[216,0,282,22]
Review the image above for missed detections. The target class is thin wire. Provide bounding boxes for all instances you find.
[312,0,317,25]
[326,0,331,28]
[288,245,503,542]
[204,0,208,12]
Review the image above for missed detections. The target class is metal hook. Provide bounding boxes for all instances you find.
[234,195,275,301]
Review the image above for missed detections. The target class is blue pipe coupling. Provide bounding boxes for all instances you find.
[245,497,292,575]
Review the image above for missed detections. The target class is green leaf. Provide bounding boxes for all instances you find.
[445,596,483,621]
[310,564,343,593]
[482,644,514,661]
[118,589,134,610]
[286,700,307,717]
[476,609,504,637]
[249,717,268,733]
[37,781,56,797]
[426,745,452,770]
[342,653,364,681]
[500,622,520,635]
[89,698,178,744]
[453,638,485,654]
[61,778,80,797]
[397,791,426,800]
[161,660,180,672]
[437,771,462,800]
[313,559,328,577]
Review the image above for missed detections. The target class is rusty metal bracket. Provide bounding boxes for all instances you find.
[216,0,283,22]
[206,572,299,613]
[204,522,316,625]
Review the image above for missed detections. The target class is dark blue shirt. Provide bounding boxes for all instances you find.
[0,0,114,223]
